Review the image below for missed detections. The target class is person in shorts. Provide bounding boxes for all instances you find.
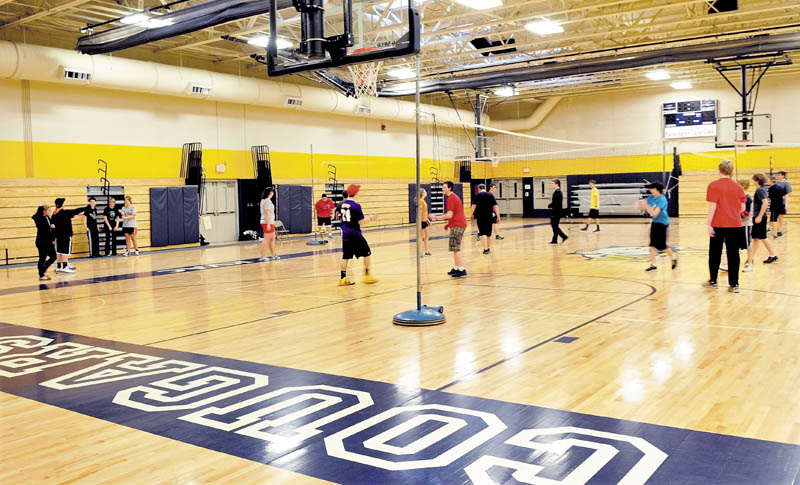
[338,184,378,286]
[770,171,792,238]
[418,188,431,256]
[121,195,139,256]
[582,180,601,232]
[259,187,279,262]
[430,181,467,277]
[315,193,335,239]
[751,173,778,264]
[489,183,503,240]
[470,183,500,255]
[639,182,677,272]
[51,197,88,273]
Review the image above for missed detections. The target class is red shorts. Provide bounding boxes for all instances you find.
[261,223,275,234]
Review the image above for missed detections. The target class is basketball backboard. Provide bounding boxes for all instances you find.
[266,0,420,77]
[715,112,773,148]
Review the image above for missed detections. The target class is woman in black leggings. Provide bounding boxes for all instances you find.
[32,204,57,280]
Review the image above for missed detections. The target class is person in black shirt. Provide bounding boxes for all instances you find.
[51,197,88,273]
[103,197,121,256]
[470,184,500,254]
[32,204,56,280]
[548,179,568,244]
[752,173,778,264]
[83,197,101,258]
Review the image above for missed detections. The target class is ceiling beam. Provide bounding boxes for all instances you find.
[0,0,94,30]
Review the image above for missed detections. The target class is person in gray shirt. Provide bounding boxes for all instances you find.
[259,187,279,262]
[122,195,139,256]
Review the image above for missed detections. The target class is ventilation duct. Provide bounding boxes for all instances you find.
[0,41,473,127]
[379,32,800,97]
[62,67,92,83]
[490,97,562,132]
[76,0,294,55]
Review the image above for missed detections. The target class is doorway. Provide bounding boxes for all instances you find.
[201,180,239,243]
[494,178,524,216]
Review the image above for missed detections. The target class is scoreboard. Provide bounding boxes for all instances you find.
[662,99,717,139]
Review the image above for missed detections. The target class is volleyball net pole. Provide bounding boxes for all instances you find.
[393,55,445,326]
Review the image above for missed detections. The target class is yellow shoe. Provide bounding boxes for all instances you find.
[362,274,379,284]
[338,277,355,286]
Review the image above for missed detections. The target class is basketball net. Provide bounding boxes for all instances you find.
[734,139,749,153]
[347,60,383,98]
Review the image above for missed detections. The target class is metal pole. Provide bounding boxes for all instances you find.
[415,55,422,311]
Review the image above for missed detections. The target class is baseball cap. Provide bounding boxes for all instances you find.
[346,184,361,197]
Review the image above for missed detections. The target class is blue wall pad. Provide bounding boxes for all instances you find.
[149,188,169,247]
[183,186,200,244]
[1,322,797,484]
[167,187,185,245]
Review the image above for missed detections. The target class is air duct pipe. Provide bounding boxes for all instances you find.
[0,41,473,126]
[490,96,562,132]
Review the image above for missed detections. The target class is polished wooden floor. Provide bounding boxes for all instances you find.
[1,217,799,483]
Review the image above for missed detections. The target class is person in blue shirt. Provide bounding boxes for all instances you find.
[638,182,678,272]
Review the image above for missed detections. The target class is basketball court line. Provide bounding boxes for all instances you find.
[435,281,657,392]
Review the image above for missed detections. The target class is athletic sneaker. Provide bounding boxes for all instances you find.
[54,266,64,273]
[645,265,657,272]
[39,275,51,281]
[561,235,569,243]
[549,241,558,245]
[272,255,280,261]
[763,256,779,264]
[777,232,784,238]
[593,227,600,232]
[362,274,378,284]
[475,234,481,241]
[447,268,458,275]
[67,264,76,270]
[451,269,467,278]
[495,235,504,240]
[743,262,753,272]
[62,266,76,273]
[424,252,432,256]
[482,249,490,255]
[704,280,719,289]
[671,257,678,269]
[720,263,728,272]
[134,250,140,256]
[123,251,130,257]
[338,277,355,286]
[581,225,588,231]
[729,285,740,293]
[258,256,269,262]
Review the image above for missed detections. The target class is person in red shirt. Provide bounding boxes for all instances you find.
[706,160,747,292]
[315,193,336,239]
[430,181,467,277]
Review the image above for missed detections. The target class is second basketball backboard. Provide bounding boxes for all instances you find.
[266,0,420,76]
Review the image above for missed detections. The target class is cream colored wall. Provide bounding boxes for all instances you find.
[525,73,800,149]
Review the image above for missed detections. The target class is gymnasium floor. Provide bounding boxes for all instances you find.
[1,218,799,484]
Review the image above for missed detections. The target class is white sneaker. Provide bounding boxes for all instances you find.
[67,264,76,270]
[272,255,280,261]
[54,266,64,273]
[62,266,76,273]
[134,250,140,256]
[720,264,728,272]
[123,251,130,257]
[743,262,753,272]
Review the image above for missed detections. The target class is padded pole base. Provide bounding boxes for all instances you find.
[393,306,445,326]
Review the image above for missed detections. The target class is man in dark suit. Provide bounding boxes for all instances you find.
[549,179,568,244]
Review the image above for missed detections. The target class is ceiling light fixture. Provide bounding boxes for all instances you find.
[646,71,670,81]
[493,86,516,97]
[670,81,693,90]
[387,67,416,79]
[525,20,564,36]
[146,18,173,28]
[454,0,503,10]
[247,36,292,49]
[119,13,149,25]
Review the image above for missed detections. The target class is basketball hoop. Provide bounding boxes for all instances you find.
[476,156,499,168]
[734,139,749,153]
[347,47,382,99]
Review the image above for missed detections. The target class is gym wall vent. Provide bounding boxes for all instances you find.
[62,67,92,83]
[188,84,212,96]
[284,96,304,107]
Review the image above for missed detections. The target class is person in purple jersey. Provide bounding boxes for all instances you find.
[338,184,379,286]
